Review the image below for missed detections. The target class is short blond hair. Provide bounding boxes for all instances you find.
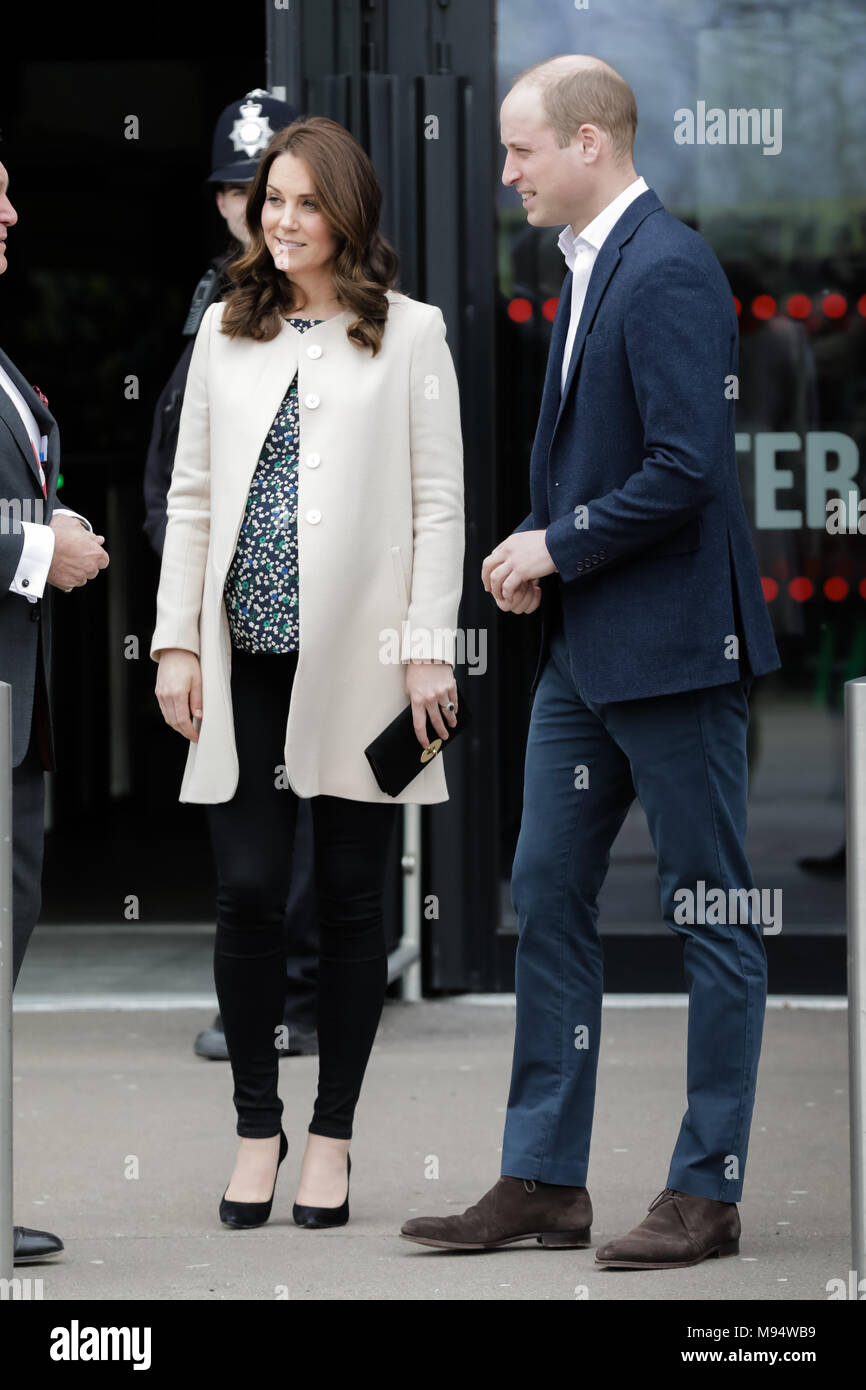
[512,57,637,161]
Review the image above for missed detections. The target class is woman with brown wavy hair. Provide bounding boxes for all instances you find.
[151,116,464,1229]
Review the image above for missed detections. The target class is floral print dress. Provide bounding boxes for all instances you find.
[223,317,322,653]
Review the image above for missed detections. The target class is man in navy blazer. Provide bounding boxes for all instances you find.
[401,55,781,1267]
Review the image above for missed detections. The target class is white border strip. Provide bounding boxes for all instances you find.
[13,994,219,1013]
[12,991,848,1013]
[456,992,848,1011]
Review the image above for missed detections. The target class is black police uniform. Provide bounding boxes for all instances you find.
[143,89,298,556]
[142,249,235,555]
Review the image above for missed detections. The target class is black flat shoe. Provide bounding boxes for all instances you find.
[14,1225,64,1264]
[220,1129,289,1228]
[293,1153,351,1228]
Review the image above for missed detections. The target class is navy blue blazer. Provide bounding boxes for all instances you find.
[518,187,781,702]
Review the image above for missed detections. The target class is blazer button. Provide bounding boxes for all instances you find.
[30,606,40,621]
[576,561,584,572]
[306,509,322,524]
[304,392,320,408]
[306,344,322,358]
[306,453,321,468]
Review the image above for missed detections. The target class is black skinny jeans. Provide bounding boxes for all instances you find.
[205,646,399,1140]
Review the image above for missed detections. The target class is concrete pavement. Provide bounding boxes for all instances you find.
[10,996,850,1301]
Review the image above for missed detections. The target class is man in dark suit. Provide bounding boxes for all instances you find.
[0,159,109,1263]
[402,55,781,1267]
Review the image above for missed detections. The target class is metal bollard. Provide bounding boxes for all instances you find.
[398,805,422,1000]
[0,683,13,1280]
[845,676,866,1284]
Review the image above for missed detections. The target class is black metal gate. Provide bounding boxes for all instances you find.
[266,0,511,991]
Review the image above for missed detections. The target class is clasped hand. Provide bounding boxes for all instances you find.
[47,512,109,591]
[481,529,556,613]
[403,528,555,750]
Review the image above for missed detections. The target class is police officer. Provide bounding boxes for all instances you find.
[143,89,320,1061]
[144,89,297,552]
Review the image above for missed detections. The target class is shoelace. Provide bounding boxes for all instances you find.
[648,1186,679,1212]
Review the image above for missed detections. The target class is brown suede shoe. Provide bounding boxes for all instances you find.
[400,1175,592,1250]
[595,1187,741,1269]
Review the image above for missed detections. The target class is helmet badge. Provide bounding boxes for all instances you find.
[229,91,275,159]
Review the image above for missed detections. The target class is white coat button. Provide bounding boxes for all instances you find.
[306,453,321,468]
[306,344,322,358]
[306,509,322,524]
[304,392,320,408]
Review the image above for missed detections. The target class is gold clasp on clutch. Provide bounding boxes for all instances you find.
[420,738,443,763]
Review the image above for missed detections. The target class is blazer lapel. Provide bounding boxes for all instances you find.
[551,188,663,442]
[554,238,622,434]
[529,282,573,525]
[0,345,55,497]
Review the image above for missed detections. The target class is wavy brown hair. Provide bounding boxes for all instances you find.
[219,116,400,356]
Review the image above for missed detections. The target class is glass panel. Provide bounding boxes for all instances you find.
[495,1,865,985]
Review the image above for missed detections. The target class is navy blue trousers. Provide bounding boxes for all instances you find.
[501,621,766,1201]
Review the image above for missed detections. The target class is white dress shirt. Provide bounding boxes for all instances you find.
[557,175,648,394]
[0,362,91,602]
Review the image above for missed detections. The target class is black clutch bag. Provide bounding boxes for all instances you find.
[364,682,472,797]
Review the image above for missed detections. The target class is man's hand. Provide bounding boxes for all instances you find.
[47,513,109,591]
[405,660,458,749]
[492,577,542,614]
[482,530,555,611]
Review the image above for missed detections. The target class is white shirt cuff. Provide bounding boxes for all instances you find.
[54,506,93,531]
[10,522,56,602]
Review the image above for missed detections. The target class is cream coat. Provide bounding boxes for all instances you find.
[150,290,465,804]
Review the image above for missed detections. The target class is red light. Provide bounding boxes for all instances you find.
[858,295,866,318]
[733,296,742,316]
[860,579,866,601]
[762,577,778,601]
[789,577,814,602]
[508,297,532,323]
[786,294,811,319]
[824,577,849,601]
[752,295,776,320]
[823,293,847,319]
[542,297,559,322]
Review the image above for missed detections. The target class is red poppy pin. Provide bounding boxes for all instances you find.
[31,384,49,406]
